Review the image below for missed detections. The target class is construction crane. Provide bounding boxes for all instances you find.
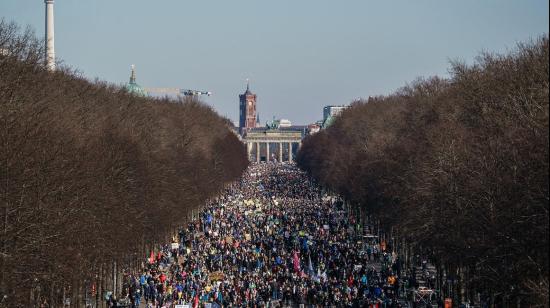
[144,87,212,97]
[181,89,212,96]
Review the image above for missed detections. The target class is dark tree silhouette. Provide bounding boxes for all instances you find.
[297,35,549,306]
[0,20,248,307]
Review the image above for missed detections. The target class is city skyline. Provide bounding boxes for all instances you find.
[1,0,548,125]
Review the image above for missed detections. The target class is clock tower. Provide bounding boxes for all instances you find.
[239,80,257,135]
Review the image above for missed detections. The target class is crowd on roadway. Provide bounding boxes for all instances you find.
[113,163,407,307]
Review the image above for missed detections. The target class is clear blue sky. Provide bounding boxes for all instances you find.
[1,0,548,125]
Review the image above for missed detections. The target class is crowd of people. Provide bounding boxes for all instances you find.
[115,163,407,307]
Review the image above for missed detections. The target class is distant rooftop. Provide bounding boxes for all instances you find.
[125,65,147,97]
[249,125,306,132]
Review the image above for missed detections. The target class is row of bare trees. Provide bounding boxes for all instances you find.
[297,36,548,306]
[0,20,248,307]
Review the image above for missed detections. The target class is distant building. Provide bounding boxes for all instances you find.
[239,82,257,135]
[267,118,292,129]
[237,85,307,162]
[307,123,321,134]
[279,119,292,128]
[125,65,147,97]
[322,105,348,128]
[244,125,306,162]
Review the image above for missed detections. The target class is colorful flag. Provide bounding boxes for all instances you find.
[293,251,300,272]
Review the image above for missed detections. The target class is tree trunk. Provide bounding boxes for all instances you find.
[96,264,101,308]
[459,265,466,304]
[112,260,116,298]
[62,286,66,308]
[50,280,55,308]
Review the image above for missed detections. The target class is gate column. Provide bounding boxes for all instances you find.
[288,142,293,163]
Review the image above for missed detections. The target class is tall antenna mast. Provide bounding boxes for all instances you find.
[45,0,55,70]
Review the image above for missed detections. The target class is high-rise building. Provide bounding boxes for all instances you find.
[239,81,257,135]
[323,105,347,122]
[322,105,348,128]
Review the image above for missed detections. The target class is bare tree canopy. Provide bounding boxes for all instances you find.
[0,20,248,307]
[297,35,549,306]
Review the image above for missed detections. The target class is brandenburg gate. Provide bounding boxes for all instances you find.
[244,128,303,162]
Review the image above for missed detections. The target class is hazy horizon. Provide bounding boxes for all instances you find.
[1,0,548,125]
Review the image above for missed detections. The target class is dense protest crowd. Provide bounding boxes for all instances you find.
[114,163,406,307]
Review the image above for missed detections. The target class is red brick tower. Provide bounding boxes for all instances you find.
[239,80,257,135]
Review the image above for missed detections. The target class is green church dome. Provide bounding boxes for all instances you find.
[125,64,147,97]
